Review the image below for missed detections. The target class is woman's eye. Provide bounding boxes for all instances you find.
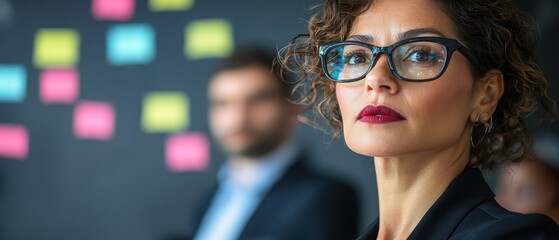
[409,51,432,62]
[346,54,368,65]
[407,49,439,63]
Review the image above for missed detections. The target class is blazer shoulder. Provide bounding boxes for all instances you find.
[475,213,559,240]
[280,160,356,193]
[461,201,559,240]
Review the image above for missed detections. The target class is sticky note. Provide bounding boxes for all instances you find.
[142,92,188,133]
[149,0,193,11]
[92,0,135,21]
[40,69,79,104]
[107,24,155,65]
[33,29,80,68]
[0,124,28,160]
[73,101,115,141]
[185,19,233,59]
[0,65,26,103]
[166,132,209,172]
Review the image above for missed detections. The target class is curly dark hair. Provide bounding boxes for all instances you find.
[280,0,557,170]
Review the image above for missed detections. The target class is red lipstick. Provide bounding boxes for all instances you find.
[357,105,405,123]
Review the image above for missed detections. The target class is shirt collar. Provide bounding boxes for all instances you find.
[217,143,298,194]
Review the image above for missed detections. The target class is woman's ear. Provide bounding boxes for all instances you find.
[470,69,505,121]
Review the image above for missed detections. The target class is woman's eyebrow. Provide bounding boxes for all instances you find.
[346,28,446,43]
[398,28,446,40]
[346,34,374,43]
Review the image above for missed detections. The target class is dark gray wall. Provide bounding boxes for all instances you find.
[0,1,377,240]
[0,1,557,240]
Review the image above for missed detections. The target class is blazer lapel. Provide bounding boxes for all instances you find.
[356,168,495,240]
[238,157,308,239]
[408,168,495,239]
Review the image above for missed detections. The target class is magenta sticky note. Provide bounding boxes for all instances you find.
[166,133,210,172]
[0,124,29,160]
[92,0,135,21]
[73,101,115,141]
[40,69,79,104]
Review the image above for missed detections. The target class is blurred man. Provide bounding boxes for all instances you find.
[191,47,359,240]
[497,133,559,225]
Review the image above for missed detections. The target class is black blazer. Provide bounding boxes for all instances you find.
[189,156,359,240]
[357,167,559,240]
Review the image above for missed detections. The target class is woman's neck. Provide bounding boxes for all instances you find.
[374,138,470,240]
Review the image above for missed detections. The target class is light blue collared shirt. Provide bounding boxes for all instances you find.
[193,143,298,240]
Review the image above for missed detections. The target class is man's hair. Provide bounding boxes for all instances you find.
[214,46,292,98]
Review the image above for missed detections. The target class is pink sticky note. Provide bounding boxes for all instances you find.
[40,69,79,104]
[92,0,135,21]
[73,101,115,140]
[166,133,210,172]
[0,124,29,160]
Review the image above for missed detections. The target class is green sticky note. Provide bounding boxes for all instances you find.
[185,19,233,59]
[149,0,193,11]
[142,92,189,133]
[33,29,80,68]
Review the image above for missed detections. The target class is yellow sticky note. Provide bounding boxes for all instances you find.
[185,19,233,59]
[33,29,80,68]
[142,92,189,133]
[149,0,193,11]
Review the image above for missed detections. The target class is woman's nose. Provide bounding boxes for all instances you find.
[364,54,399,95]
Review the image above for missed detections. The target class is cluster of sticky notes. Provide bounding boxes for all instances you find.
[0,124,29,160]
[40,69,79,104]
[33,29,80,68]
[149,0,193,11]
[166,132,209,171]
[142,92,189,133]
[73,101,116,141]
[0,65,26,103]
[92,0,136,21]
[107,24,156,65]
[185,19,234,59]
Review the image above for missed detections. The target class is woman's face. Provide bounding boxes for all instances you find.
[336,0,477,157]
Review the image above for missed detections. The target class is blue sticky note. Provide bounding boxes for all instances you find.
[0,65,26,103]
[107,24,155,65]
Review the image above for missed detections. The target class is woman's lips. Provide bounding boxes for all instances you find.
[357,105,406,123]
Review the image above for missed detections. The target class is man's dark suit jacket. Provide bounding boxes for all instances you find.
[357,167,559,240]
[190,156,359,240]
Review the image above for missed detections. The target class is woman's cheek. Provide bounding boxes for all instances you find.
[336,85,359,126]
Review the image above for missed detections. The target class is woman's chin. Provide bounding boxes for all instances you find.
[346,142,402,158]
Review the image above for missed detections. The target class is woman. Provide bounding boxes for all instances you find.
[281,0,559,239]
[497,156,559,225]
[497,132,559,225]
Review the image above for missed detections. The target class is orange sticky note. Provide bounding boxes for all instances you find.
[92,0,135,21]
[0,124,29,160]
[73,101,115,141]
[166,133,209,172]
[40,69,79,104]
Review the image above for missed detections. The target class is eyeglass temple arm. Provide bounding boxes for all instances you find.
[457,45,481,68]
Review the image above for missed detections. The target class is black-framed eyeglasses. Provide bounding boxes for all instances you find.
[318,37,478,82]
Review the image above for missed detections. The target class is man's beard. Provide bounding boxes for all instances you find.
[218,123,287,159]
